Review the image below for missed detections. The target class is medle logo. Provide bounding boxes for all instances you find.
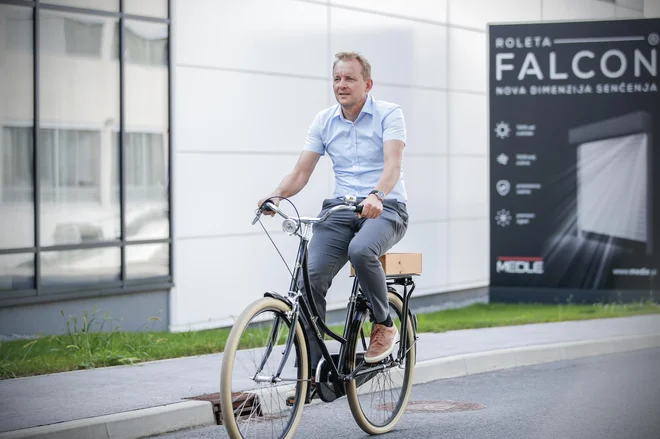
[496,256,544,274]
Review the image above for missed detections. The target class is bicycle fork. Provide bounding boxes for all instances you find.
[251,299,301,384]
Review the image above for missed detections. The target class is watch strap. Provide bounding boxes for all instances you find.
[369,189,385,201]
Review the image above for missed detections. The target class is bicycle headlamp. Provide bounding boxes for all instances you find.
[282,218,298,235]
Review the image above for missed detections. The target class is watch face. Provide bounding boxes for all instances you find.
[370,190,385,200]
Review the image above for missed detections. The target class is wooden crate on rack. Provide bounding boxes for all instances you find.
[350,253,422,277]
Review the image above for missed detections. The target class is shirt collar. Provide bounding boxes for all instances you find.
[333,94,373,121]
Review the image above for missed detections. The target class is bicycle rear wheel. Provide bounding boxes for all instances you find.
[345,291,416,435]
[220,297,309,439]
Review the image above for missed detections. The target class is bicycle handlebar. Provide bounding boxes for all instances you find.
[252,198,363,226]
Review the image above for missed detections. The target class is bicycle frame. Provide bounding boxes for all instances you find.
[254,203,417,388]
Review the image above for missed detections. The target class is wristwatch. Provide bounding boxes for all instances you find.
[369,189,385,201]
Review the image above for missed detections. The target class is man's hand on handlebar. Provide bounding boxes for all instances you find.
[358,194,383,219]
[257,196,280,216]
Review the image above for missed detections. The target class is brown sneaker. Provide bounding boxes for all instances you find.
[365,323,399,363]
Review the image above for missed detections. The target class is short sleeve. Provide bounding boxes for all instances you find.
[382,107,407,145]
[303,112,325,155]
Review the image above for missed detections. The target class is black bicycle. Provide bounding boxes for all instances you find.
[220,196,419,439]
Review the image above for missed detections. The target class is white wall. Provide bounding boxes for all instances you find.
[170,0,658,332]
[646,0,660,16]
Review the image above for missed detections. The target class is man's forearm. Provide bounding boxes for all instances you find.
[270,172,308,198]
[374,162,401,196]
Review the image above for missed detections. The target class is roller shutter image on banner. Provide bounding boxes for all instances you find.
[488,18,660,302]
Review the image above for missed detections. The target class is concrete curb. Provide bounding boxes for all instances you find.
[0,401,215,439]
[2,334,659,439]
[412,334,660,385]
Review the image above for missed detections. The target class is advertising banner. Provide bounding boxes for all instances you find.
[488,18,660,302]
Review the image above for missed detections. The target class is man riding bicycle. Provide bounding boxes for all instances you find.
[258,51,409,378]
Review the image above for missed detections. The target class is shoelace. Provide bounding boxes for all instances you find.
[371,327,387,345]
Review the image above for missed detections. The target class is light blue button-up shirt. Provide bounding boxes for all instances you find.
[303,94,408,203]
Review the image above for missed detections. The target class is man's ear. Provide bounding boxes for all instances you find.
[365,78,374,92]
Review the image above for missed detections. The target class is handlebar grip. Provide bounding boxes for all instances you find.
[354,205,363,214]
[260,201,276,212]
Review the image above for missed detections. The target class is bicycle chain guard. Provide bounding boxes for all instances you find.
[315,354,345,402]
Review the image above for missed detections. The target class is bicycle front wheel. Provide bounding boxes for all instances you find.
[345,291,416,435]
[220,297,309,439]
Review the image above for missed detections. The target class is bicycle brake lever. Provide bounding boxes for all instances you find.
[252,209,262,225]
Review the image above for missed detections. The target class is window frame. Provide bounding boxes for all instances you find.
[0,0,173,307]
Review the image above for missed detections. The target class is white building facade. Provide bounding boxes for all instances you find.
[0,0,657,335]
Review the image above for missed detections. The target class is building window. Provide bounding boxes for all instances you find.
[3,5,32,52]
[1,127,102,204]
[0,1,171,304]
[40,11,104,58]
[40,128,102,203]
[1,126,33,203]
[112,132,167,202]
[114,21,168,66]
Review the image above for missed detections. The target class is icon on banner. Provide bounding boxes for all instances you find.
[496,180,511,196]
[494,121,511,139]
[496,153,509,165]
[649,33,659,46]
[495,209,512,227]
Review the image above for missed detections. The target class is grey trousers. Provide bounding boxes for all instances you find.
[297,197,409,370]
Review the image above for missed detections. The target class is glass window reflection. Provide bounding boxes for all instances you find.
[0,5,34,251]
[39,10,121,247]
[114,20,169,66]
[124,20,169,241]
[126,243,169,279]
[40,10,105,57]
[40,247,120,289]
[0,3,172,297]
[0,253,34,291]
[125,0,168,19]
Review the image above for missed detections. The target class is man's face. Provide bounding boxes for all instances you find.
[333,59,372,107]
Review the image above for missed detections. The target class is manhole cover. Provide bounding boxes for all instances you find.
[377,400,486,413]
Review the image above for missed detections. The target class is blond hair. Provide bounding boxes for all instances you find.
[333,51,372,81]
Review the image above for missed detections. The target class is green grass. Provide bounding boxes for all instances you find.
[1,301,659,379]
[414,301,660,333]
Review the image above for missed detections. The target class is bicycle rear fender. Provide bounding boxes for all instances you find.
[387,286,418,336]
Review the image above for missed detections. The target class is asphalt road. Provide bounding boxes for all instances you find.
[151,347,660,439]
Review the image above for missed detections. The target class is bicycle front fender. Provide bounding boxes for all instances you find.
[263,291,293,308]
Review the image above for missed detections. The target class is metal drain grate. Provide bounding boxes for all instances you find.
[377,400,486,413]
[187,392,261,424]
